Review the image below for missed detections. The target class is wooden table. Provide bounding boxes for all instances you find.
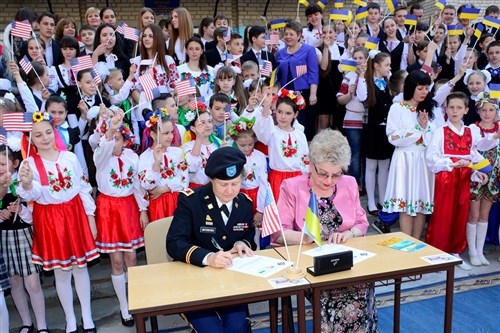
[273,232,461,333]
[128,248,308,333]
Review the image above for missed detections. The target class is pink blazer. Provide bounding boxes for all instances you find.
[272,174,369,244]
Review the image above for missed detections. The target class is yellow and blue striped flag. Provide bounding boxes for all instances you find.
[474,23,484,39]
[303,192,322,247]
[317,0,328,9]
[386,0,398,13]
[355,7,368,21]
[299,0,310,7]
[330,9,350,21]
[333,0,344,8]
[447,24,464,36]
[489,83,500,99]
[469,158,493,174]
[435,0,446,11]
[340,59,357,72]
[269,19,286,29]
[483,16,500,29]
[365,36,379,50]
[269,68,278,88]
[405,14,418,27]
[354,0,367,7]
[459,7,481,20]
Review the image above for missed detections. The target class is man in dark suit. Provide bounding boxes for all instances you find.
[37,12,62,67]
[240,26,277,70]
[167,147,256,332]
[205,27,229,67]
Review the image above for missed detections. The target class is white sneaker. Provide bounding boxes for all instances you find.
[452,253,472,271]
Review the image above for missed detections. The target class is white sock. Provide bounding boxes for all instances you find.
[476,221,489,260]
[0,291,8,332]
[377,159,390,206]
[54,269,77,332]
[72,267,94,329]
[10,275,33,327]
[466,223,478,256]
[111,273,131,319]
[365,158,378,211]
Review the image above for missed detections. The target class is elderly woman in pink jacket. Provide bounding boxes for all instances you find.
[272,129,378,333]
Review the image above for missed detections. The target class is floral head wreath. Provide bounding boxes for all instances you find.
[228,117,255,138]
[278,89,306,110]
[32,111,56,124]
[475,92,499,111]
[119,123,135,148]
[184,101,208,123]
[146,108,171,128]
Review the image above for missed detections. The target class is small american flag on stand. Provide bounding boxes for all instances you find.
[224,104,231,120]
[176,79,197,97]
[11,20,32,39]
[0,127,8,145]
[259,59,272,77]
[138,73,161,101]
[3,112,33,132]
[116,21,127,35]
[261,183,282,237]
[124,26,140,42]
[19,56,33,74]
[70,55,93,73]
[296,65,308,77]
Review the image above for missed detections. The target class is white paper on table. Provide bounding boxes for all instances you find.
[303,244,376,265]
[268,277,309,289]
[227,255,292,278]
[420,254,461,265]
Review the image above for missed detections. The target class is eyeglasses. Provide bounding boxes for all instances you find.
[314,165,343,181]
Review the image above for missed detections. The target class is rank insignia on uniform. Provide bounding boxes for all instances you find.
[204,195,209,199]
[208,203,214,210]
[226,165,236,177]
[181,188,194,196]
[235,202,239,208]
[205,215,212,221]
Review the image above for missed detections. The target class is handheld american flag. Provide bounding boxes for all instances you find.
[124,26,140,42]
[223,27,231,43]
[224,104,232,120]
[11,20,32,39]
[176,79,197,97]
[70,55,93,73]
[116,21,127,35]
[91,68,102,86]
[138,73,161,101]
[261,183,283,237]
[259,59,272,77]
[19,56,33,74]
[265,34,280,45]
[3,112,33,132]
[0,126,7,145]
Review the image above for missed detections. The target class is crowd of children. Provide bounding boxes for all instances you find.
[0,1,500,331]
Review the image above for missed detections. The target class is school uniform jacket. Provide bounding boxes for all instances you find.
[240,50,277,69]
[166,183,256,267]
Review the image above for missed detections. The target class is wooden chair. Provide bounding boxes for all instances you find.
[143,216,174,332]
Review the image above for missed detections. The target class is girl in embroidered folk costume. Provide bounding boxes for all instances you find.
[17,112,98,332]
[383,70,435,240]
[468,93,500,267]
[253,89,309,200]
[139,109,189,220]
[426,92,490,270]
[93,111,149,326]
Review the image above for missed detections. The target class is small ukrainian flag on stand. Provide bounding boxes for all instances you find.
[303,192,322,247]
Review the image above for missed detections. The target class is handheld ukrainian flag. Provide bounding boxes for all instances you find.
[355,7,368,21]
[354,0,367,7]
[405,14,418,27]
[330,9,350,21]
[269,68,278,88]
[269,19,286,29]
[474,23,484,39]
[483,16,500,29]
[299,0,310,7]
[469,158,493,174]
[447,24,464,36]
[333,0,344,8]
[340,59,357,72]
[365,36,379,50]
[386,0,398,13]
[303,192,322,247]
[435,0,446,11]
[490,83,500,99]
[459,7,481,20]
[317,0,328,9]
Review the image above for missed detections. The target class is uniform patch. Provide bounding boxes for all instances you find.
[233,223,249,231]
[226,165,236,177]
[200,226,216,234]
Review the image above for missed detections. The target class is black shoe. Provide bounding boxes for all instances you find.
[372,220,391,234]
[19,324,34,333]
[121,311,135,327]
[82,328,97,333]
[367,205,378,216]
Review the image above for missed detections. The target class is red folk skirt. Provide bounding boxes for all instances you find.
[269,170,302,201]
[95,194,144,253]
[32,195,99,271]
[426,166,471,254]
[149,191,179,222]
[240,187,259,214]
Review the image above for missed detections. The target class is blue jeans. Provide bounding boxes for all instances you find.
[345,128,363,185]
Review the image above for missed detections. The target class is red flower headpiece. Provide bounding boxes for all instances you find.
[278,88,306,110]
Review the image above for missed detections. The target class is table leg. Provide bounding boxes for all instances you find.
[393,278,401,333]
[444,267,455,333]
[297,290,306,333]
[134,314,146,333]
[282,296,290,333]
[270,299,278,333]
[313,288,321,333]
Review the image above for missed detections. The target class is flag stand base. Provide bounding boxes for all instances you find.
[282,266,306,280]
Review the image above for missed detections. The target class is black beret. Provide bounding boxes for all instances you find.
[205,147,246,180]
